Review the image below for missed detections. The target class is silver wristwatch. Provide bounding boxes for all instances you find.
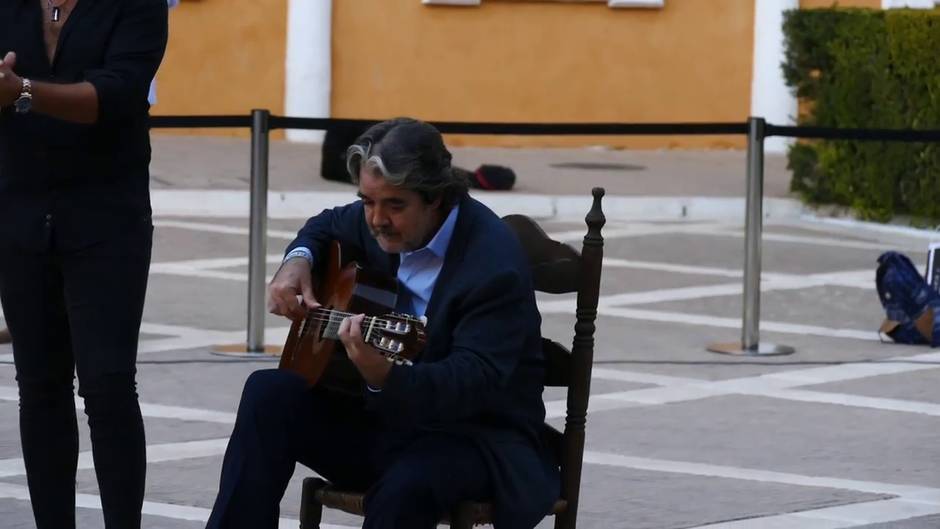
[14,78,32,114]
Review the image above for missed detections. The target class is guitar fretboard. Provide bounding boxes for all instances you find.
[320,310,345,340]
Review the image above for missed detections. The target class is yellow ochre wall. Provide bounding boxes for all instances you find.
[149,0,885,145]
[331,0,756,149]
[150,0,288,137]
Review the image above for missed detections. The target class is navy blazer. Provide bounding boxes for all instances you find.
[289,194,560,528]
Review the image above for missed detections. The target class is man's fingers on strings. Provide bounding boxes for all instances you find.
[348,314,365,339]
[337,315,351,344]
[300,281,321,310]
[302,295,321,311]
[338,314,365,341]
[286,295,306,321]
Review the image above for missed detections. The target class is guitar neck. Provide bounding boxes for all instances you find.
[302,308,419,340]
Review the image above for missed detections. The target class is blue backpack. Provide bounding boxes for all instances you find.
[875,251,940,346]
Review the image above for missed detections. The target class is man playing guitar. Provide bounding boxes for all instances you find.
[206,118,558,529]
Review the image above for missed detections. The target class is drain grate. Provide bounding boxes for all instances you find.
[550,162,645,171]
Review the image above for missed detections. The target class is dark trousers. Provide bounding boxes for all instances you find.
[0,230,151,529]
[206,369,493,529]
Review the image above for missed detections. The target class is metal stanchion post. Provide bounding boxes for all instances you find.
[708,117,794,357]
[247,109,270,352]
[213,109,278,358]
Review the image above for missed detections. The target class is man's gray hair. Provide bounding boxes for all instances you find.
[345,118,468,207]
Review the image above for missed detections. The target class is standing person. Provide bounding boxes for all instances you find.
[148,0,179,106]
[0,2,168,529]
[207,118,559,529]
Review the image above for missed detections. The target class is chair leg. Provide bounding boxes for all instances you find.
[450,501,474,529]
[554,509,575,529]
[299,477,328,529]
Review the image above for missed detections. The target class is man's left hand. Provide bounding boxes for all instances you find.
[0,52,21,107]
[338,314,393,389]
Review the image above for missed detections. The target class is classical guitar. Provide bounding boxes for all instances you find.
[279,241,427,394]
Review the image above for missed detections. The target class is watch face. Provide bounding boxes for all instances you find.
[14,95,32,114]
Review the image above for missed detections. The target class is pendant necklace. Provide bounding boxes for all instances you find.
[47,0,67,22]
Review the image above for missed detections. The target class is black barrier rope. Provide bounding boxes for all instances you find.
[150,115,252,128]
[767,124,940,142]
[271,116,748,136]
[149,114,747,135]
[148,113,940,142]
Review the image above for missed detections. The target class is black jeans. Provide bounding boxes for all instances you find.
[0,227,152,529]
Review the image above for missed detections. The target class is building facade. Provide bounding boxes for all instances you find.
[155,0,928,150]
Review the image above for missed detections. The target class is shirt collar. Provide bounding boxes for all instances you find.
[402,205,459,259]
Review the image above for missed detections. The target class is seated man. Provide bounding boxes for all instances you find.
[206,118,559,529]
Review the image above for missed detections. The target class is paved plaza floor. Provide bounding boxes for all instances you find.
[0,137,938,528]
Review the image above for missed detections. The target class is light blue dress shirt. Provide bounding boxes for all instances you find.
[394,205,459,317]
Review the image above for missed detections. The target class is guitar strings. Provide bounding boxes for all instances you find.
[302,308,426,333]
[308,307,423,324]
[297,318,427,338]
[296,309,427,337]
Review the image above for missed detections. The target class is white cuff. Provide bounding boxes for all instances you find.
[284,247,313,265]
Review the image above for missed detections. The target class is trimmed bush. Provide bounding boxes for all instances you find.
[782,8,940,222]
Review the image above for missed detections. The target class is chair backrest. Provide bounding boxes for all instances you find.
[502,187,605,529]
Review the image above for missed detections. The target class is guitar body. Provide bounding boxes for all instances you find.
[279,242,426,395]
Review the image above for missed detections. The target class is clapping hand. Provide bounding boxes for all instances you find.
[0,52,22,107]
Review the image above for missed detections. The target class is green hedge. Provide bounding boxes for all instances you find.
[782,8,940,223]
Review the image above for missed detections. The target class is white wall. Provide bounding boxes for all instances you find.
[882,0,935,7]
[750,0,799,153]
[284,0,332,143]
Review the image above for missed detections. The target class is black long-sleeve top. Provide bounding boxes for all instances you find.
[0,0,168,251]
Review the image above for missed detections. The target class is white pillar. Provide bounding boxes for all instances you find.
[750,0,799,153]
[883,0,935,8]
[284,0,332,143]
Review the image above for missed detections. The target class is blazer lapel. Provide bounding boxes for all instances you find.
[422,197,471,333]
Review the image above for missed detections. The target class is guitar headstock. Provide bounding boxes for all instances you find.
[363,312,428,365]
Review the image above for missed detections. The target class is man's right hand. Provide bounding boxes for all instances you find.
[267,257,321,321]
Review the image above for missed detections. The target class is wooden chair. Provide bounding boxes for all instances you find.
[298,188,606,529]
